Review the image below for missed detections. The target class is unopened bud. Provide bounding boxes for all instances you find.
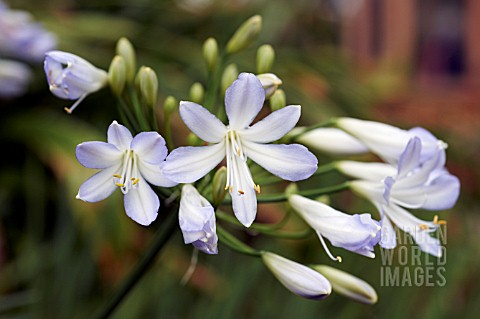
[221,64,238,94]
[137,66,158,107]
[257,73,282,99]
[187,132,202,146]
[189,82,205,104]
[270,89,286,111]
[203,37,218,70]
[212,166,228,206]
[164,95,178,115]
[226,15,262,54]
[116,37,136,83]
[256,44,275,73]
[312,265,378,304]
[108,55,126,96]
[284,183,298,197]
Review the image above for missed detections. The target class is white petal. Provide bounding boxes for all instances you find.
[76,141,122,169]
[163,142,225,183]
[379,215,396,249]
[137,160,178,187]
[179,101,227,143]
[130,132,168,164]
[296,128,369,156]
[124,180,159,226]
[397,137,422,179]
[107,121,133,151]
[76,163,120,202]
[225,73,265,129]
[240,105,301,143]
[422,174,460,210]
[231,184,257,227]
[336,161,396,181]
[243,141,318,181]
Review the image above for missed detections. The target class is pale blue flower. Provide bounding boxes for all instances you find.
[262,252,332,300]
[0,59,31,98]
[289,195,381,259]
[76,121,176,226]
[44,51,107,113]
[163,73,318,227]
[179,184,218,254]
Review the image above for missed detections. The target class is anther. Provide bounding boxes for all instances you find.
[133,178,140,185]
[115,183,125,187]
[336,256,342,263]
[419,224,429,230]
[254,184,261,193]
[238,190,245,195]
[113,174,122,178]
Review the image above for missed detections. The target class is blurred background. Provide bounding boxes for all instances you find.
[1,0,479,318]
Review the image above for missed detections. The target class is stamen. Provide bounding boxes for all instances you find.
[133,178,140,185]
[317,232,342,262]
[238,190,244,195]
[113,174,122,178]
[64,94,87,114]
[254,184,261,194]
[419,224,429,231]
[115,183,125,187]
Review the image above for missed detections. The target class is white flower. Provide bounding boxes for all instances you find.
[163,73,318,227]
[262,252,332,300]
[256,73,282,98]
[179,184,218,254]
[76,121,176,226]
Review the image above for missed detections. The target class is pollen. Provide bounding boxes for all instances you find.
[133,178,140,185]
[419,224,429,230]
[336,256,342,263]
[238,190,245,195]
[433,215,447,225]
[254,184,261,194]
[115,183,125,187]
[113,174,122,178]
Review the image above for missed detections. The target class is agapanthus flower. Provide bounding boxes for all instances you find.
[179,184,218,254]
[76,121,176,226]
[262,252,332,300]
[0,59,32,98]
[289,195,381,259]
[163,73,318,227]
[44,51,108,113]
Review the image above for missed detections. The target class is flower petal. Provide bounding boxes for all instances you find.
[76,163,120,202]
[76,141,122,169]
[397,137,422,179]
[336,161,396,181]
[240,105,301,143]
[243,141,318,181]
[163,142,225,183]
[130,132,168,164]
[137,160,177,187]
[107,121,133,151]
[379,215,396,249]
[179,101,227,143]
[296,128,369,156]
[422,174,460,210]
[124,180,159,226]
[225,73,265,129]
[231,184,257,227]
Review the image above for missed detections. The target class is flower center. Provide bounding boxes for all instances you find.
[113,149,140,194]
[224,130,260,196]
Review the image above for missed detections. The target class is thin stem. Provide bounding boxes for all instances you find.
[216,209,291,232]
[164,111,174,150]
[256,162,338,186]
[118,98,139,131]
[216,225,262,257]
[129,87,150,131]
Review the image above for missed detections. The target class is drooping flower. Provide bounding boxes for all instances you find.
[44,51,108,113]
[289,195,381,259]
[163,73,318,227]
[262,252,332,300]
[0,59,32,98]
[179,184,218,254]
[76,121,176,226]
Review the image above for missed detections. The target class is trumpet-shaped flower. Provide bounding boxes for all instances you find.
[163,73,318,227]
[44,50,108,113]
[262,252,332,300]
[76,121,176,226]
[179,184,218,254]
[289,195,381,259]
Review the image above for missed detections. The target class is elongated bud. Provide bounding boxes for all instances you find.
[296,128,369,156]
[312,265,378,304]
[187,132,202,146]
[164,95,178,115]
[116,37,136,83]
[256,44,275,73]
[284,183,298,197]
[212,166,228,206]
[137,66,158,107]
[189,82,205,104]
[270,89,286,111]
[108,55,126,96]
[257,73,282,99]
[221,63,238,94]
[262,252,332,300]
[226,15,262,54]
[203,37,218,70]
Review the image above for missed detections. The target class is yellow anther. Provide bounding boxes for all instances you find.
[237,148,241,156]
[254,184,261,194]
[437,220,447,225]
[64,107,73,114]
[433,215,447,225]
[337,256,342,263]
[433,215,438,224]
[131,177,136,181]
[133,178,140,185]
[225,185,230,191]
[113,174,122,178]
[238,190,245,195]
[419,224,429,230]
[115,183,125,187]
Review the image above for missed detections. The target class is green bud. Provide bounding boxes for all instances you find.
[257,73,282,99]
[285,183,298,197]
[270,89,286,111]
[108,55,126,96]
[312,265,378,304]
[226,15,262,54]
[221,63,238,94]
[203,37,218,70]
[189,82,205,104]
[212,166,228,206]
[256,44,275,73]
[163,95,178,115]
[315,195,330,206]
[137,66,158,108]
[187,132,203,146]
[116,37,136,83]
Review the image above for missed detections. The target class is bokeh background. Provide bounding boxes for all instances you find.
[1,0,479,318]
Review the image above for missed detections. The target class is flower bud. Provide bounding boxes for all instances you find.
[296,128,369,156]
[202,37,218,70]
[108,55,126,96]
[226,15,262,54]
[189,82,205,104]
[262,252,332,300]
[284,183,298,197]
[270,89,286,111]
[116,37,136,83]
[312,265,378,304]
[137,66,158,107]
[256,44,275,73]
[163,95,178,115]
[256,73,282,99]
[221,63,238,95]
[212,166,227,206]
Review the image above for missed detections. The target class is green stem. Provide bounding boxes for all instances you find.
[164,111,174,150]
[129,87,150,131]
[118,99,139,131]
[216,209,291,232]
[216,225,262,257]
[256,162,338,186]
[92,203,178,319]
